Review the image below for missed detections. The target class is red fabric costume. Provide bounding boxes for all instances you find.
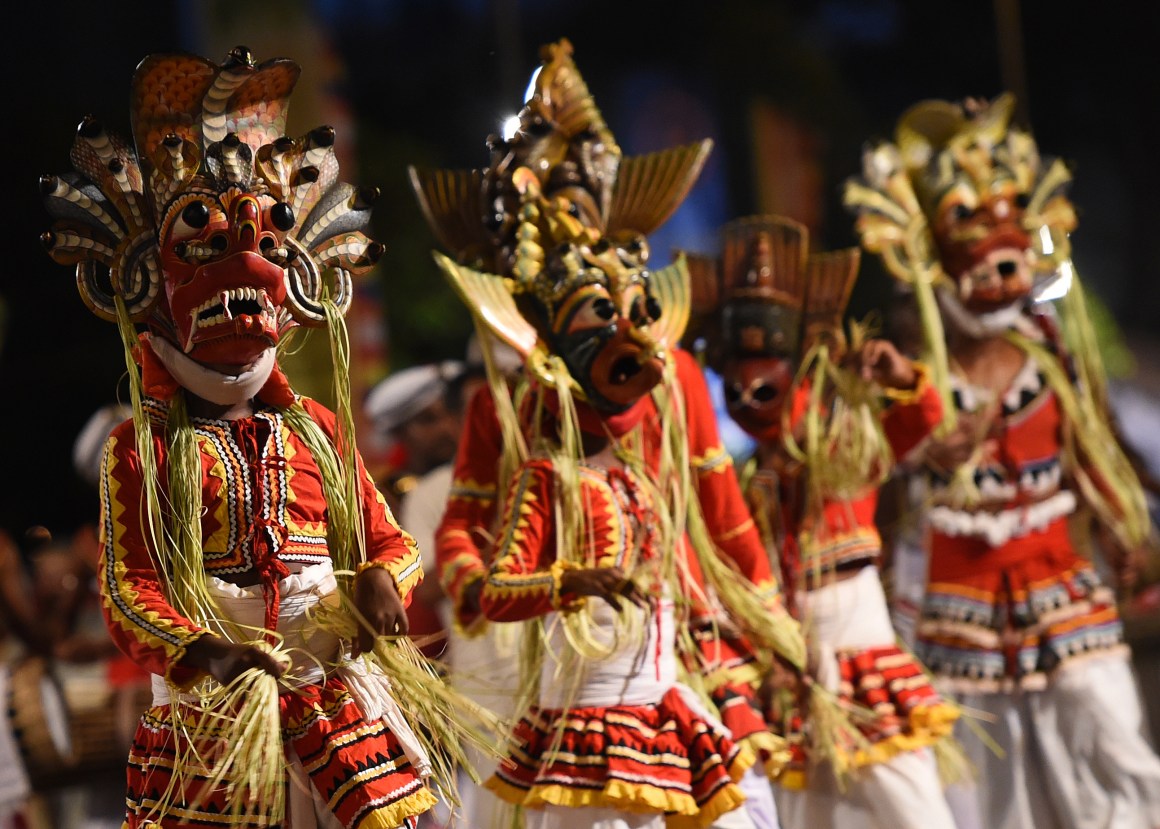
[438,348,778,625]
[915,317,1126,690]
[41,47,446,829]
[681,213,960,801]
[478,457,752,826]
[100,399,435,828]
[436,348,783,761]
[756,374,958,787]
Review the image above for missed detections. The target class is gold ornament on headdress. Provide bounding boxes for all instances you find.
[842,93,1075,438]
[433,166,690,397]
[409,38,712,272]
[844,92,1075,291]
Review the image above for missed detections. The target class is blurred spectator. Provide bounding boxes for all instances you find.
[0,402,146,828]
[365,360,467,515]
[365,359,471,664]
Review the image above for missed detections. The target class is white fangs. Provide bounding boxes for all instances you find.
[185,287,274,351]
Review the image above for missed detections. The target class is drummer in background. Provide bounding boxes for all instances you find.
[69,404,153,750]
[0,402,155,829]
[0,527,44,829]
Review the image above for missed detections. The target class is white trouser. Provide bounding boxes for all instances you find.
[522,803,763,829]
[774,748,954,829]
[524,805,664,829]
[445,619,523,829]
[736,763,780,829]
[949,653,1160,829]
[776,567,957,829]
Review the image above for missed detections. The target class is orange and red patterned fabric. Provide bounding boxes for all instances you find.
[436,347,780,630]
[737,367,956,785]
[489,688,750,829]
[127,677,436,828]
[479,455,752,825]
[917,330,1127,690]
[98,395,432,828]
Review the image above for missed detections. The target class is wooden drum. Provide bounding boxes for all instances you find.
[6,656,77,787]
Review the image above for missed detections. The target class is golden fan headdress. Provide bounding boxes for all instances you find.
[409,38,711,274]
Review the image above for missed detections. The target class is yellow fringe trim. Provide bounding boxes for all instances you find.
[486,758,753,829]
[666,782,748,829]
[486,775,701,816]
[774,701,960,790]
[351,786,440,829]
[727,744,757,782]
[739,731,793,779]
[776,768,807,791]
[881,360,932,403]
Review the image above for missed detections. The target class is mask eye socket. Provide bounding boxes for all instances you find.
[558,287,619,337]
[751,383,779,403]
[725,379,781,408]
[628,294,662,325]
[167,196,223,243]
[936,183,980,229]
[951,203,976,222]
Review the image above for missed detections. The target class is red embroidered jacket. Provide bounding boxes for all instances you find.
[436,348,779,630]
[755,369,943,592]
[480,460,660,620]
[98,396,423,687]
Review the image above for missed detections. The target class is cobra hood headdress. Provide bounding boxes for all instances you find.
[41,46,382,403]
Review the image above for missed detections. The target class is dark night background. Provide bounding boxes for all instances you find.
[4,0,1160,544]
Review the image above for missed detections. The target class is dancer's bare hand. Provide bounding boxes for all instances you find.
[182,636,284,685]
[757,654,807,717]
[853,339,917,390]
[560,566,649,611]
[1095,521,1152,593]
[924,412,985,474]
[353,566,408,655]
[461,577,484,616]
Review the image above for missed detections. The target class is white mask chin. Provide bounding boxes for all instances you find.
[936,287,1026,339]
[148,334,277,405]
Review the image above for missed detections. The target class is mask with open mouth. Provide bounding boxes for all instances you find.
[41,46,382,402]
[539,239,666,414]
[682,214,861,442]
[432,167,692,419]
[845,93,1077,337]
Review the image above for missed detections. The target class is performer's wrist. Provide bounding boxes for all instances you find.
[356,559,403,599]
[550,560,586,612]
[883,360,931,402]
